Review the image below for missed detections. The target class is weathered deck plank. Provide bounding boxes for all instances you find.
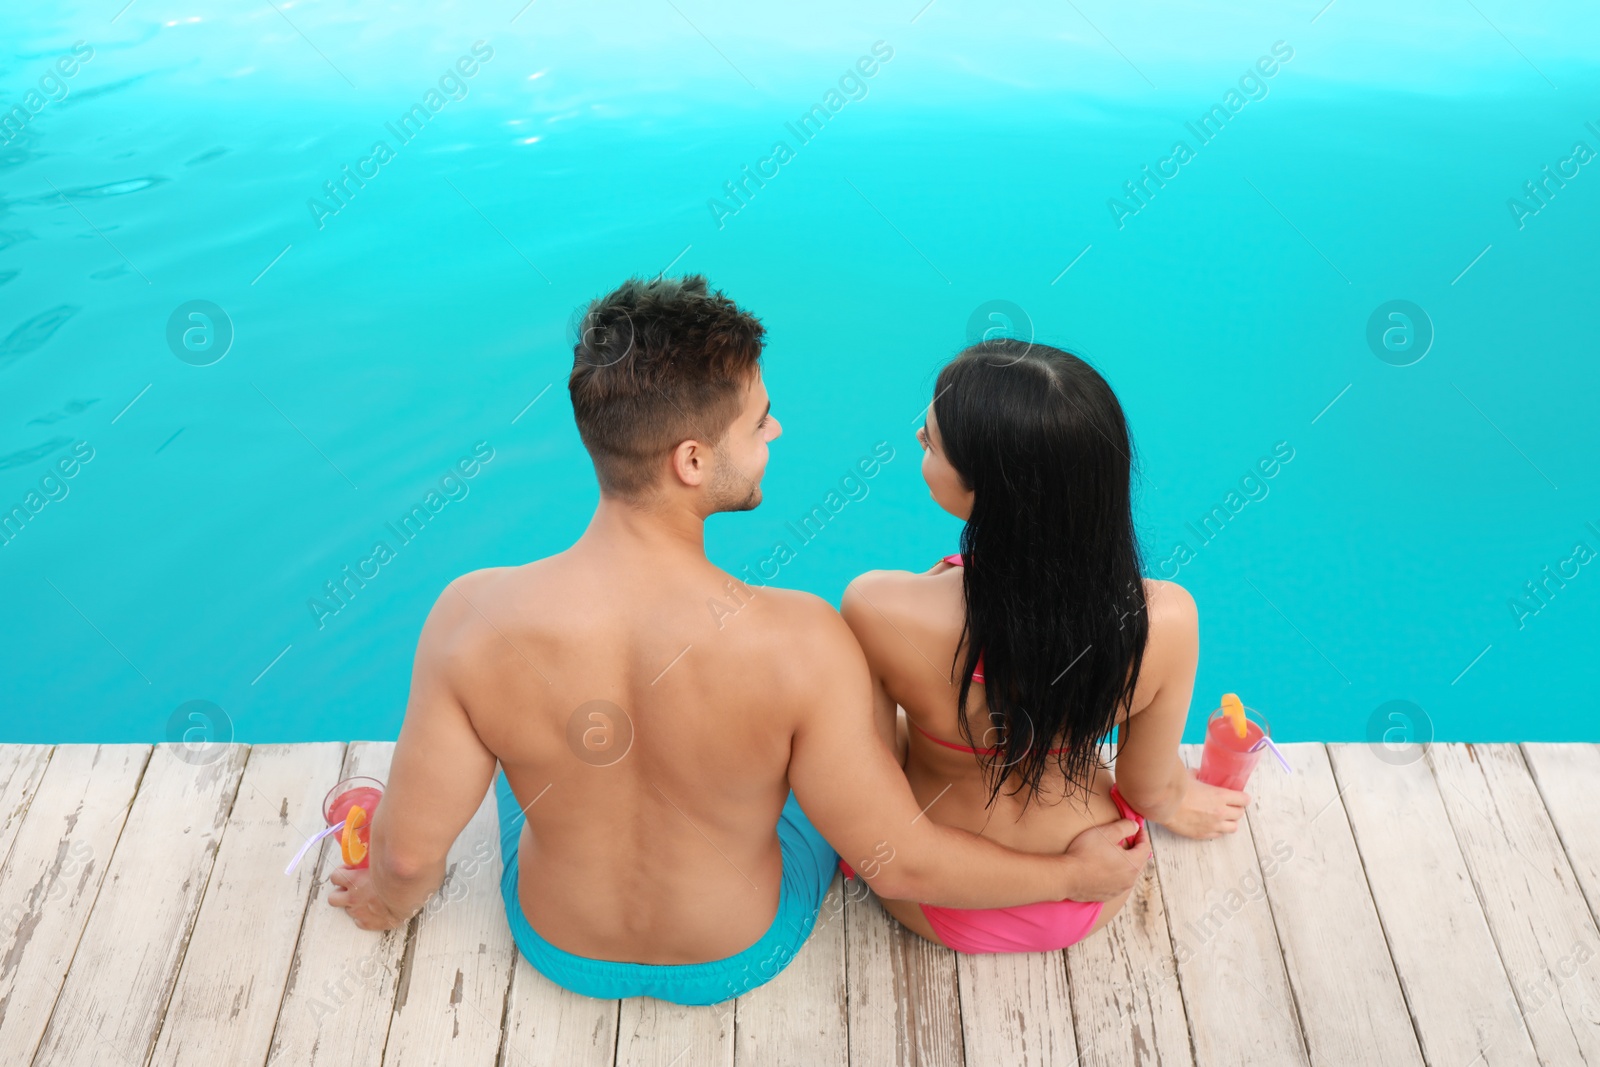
[1329,743,1541,1067]
[500,961,619,1067]
[0,744,149,1063]
[956,947,1075,1067]
[0,745,53,872]
[382,780,517,1067]
[615,997,732,1067]
[1154,746,1309,1066]
[149,742,346,1067]
[1429,743,1600,1064]
[1065,861,1195,1067]
[734,873,848,1066]
[1244,742,1425,1067]
[266,742,404,1067]
[1521,743,1600,929]
[844,888,964,1067]
[30,743,248,1067]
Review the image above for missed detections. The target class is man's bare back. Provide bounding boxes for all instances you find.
[443,538,840,963]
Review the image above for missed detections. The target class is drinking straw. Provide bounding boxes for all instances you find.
[1250,735,1294,774]
[285,819,346,876]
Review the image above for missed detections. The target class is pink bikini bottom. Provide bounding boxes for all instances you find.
[841,785,1145,954]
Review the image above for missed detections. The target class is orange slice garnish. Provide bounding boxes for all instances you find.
[1221,693,1249,739]
[341,804,368,866]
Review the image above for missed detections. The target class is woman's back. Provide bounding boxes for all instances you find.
[844,561,1196,856]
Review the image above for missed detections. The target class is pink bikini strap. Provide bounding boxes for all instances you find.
[909,716,1067,756]
[1109,784,1147,847]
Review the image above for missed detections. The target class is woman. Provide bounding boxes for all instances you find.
[840,339,1249,953]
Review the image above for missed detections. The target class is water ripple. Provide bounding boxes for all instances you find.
[0,437,73,471]
[0,305,79,371]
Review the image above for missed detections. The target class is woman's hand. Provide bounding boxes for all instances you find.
[1161,769,1250,839]
[1062,818,1151,902]
[328,866,412,931]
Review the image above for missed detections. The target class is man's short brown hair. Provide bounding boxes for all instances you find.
[568,275,765,498]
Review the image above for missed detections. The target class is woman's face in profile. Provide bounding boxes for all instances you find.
[918,406,974,520]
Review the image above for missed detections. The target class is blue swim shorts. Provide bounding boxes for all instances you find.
[494,771,836,1005]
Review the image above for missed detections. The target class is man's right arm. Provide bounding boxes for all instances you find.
[783,599,1148,907]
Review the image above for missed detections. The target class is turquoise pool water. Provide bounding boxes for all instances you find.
[4,1,1597,748]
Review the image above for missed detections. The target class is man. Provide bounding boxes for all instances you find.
[329,276,1149,1004]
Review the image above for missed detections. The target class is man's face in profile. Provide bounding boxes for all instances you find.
[707,373,781,513]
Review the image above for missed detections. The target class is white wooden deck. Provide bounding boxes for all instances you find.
[1,741,1597,1066]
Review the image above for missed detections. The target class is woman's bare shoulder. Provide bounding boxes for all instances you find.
[1143,578,1197,633]
[1135,578,1199,684]
[841,566,962,659]
[843,566,953,619]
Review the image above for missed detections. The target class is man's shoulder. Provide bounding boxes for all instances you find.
[450,564,519,595]
[419,565,530,659]
[711,582,861,670]
[713,585,870,721]
[432,564,517,613]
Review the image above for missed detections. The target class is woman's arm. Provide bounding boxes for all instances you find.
[1113,580,1249,837]
[840,570,922,759]
[867,661,900,756]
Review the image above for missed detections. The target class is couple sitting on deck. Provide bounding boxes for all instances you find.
[326,276,1250,1005]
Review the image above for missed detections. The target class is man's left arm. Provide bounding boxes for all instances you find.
[329,580,499,930]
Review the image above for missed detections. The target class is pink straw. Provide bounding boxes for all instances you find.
[285,819,346,876]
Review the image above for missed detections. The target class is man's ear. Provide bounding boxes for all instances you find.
[670,439,708,487]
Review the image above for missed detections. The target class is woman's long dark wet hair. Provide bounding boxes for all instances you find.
[934,339,1148,807]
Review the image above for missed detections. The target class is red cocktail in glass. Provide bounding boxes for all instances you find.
[323,776,384,869]
[1197,706,1269,791]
